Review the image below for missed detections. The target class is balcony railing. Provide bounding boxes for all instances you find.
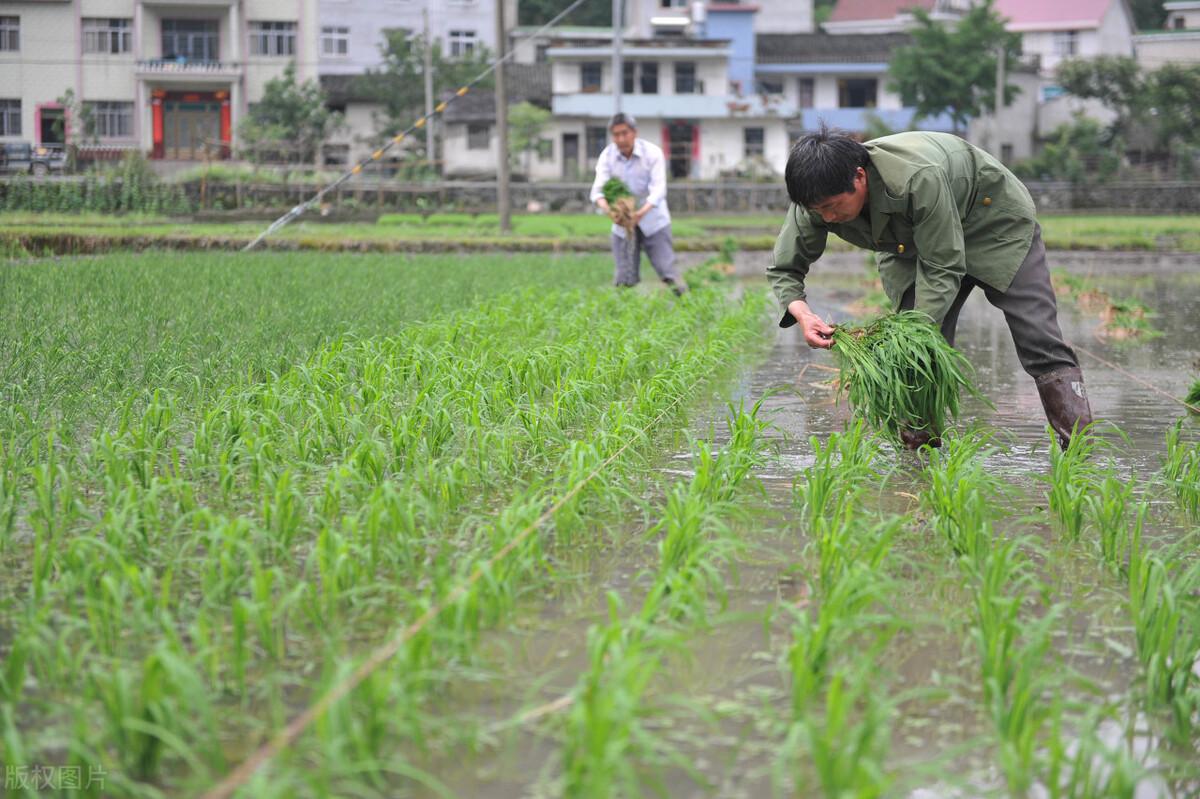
[135,58,240,75]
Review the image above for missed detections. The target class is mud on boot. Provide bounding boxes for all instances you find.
[1035,366,1094,450]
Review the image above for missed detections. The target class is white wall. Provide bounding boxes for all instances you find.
[754,0,814,34]
[0,3,79,143]
[551,55,729,97]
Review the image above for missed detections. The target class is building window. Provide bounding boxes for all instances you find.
[1173,16,1185,29]
[249,21,296,56]
[675,61,697,94]
[1053,30,1078,57]
[581,62,602,92]
[83,18,132,54]
[162,20,218,61]
[0,16,19,52]
[0,99,20,136]
[467,123,490,150]
[622,62,659,94]
[536,138,553,162]
[448,30,476,58]
[744,127,764,158]
[585,125,607,159]
[321,26,349,57]
[837,78,877,108]
[1000,143,1013,163]
[85,101,133,138]
[640,62,658,94]
[798,78,815,108]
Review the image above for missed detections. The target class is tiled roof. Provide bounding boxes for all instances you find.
[442,63,552,122]
[828,0,935,23]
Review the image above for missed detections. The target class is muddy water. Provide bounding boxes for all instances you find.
[424,251,1200,798]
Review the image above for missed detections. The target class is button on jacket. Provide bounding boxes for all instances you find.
[768,131,1037,326]
[589,138,672,238]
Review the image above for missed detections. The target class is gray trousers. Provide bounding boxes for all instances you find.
[899,224,1079,378]
[611,226,680,287]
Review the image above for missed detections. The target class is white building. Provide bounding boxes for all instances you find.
[1135,1,1200,69]
[821,0,970,34]
[0,0,317,161]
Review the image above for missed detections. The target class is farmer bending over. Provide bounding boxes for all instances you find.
[769,126,1092,449]
[590,113,687,295]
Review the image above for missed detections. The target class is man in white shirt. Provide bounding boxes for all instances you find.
[590,113,686,295]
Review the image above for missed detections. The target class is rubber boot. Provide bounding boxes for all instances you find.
[1035,366,1094,449]
[900,429,942,450]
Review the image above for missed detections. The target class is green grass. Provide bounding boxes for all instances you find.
[1038,213,1200,252]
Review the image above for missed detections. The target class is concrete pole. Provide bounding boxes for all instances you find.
[423,5,435,173]
[612,0,623,116]
[993,44,1006,156]
[495,0,511,231]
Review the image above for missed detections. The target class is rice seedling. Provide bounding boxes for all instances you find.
[831,311,987,442]
[1162,421,1200,520]
[1046,427,1105,542]
[1084,476,1144,576]
[1186,379,1200,414]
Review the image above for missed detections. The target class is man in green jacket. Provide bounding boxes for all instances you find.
[768,127,1092,449]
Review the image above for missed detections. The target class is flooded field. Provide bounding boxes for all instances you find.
[432,251,1200,798]
[0,249,1197,798]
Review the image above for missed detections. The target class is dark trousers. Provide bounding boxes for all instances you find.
[611,226,679,287]
[899,224,1078,378]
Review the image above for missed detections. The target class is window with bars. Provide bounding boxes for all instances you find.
[622,62,659,94]
[321,26,349,57]
[448,29,476,58]
[581,62,602,92]
[162,20,218,61]
[83,18,132,54]
[85,101,134,138]
[249,21,296,57]
[756,77,783,96]
[0,16,19,52]
[674,62,696,94]
[467,123,491,150]
[585,126,607,159]
[1052,30,1078,57]
[0,99,20,136]
[744,127,764,158]
[798,78,814,108]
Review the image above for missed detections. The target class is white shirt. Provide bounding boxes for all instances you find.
[588,138,672,238]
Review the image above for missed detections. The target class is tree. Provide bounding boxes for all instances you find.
[1057,56,1142,135]
[355,29,493,163]
[1011,114,1122,182]
[239,62,342,164]
[887,0,1022,134]
[1057,58,1200,149]
[1127,0,1166,30]
[508,101,551,175]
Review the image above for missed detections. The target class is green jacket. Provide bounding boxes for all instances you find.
[768,131,1037,327]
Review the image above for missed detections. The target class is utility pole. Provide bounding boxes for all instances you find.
[423,5,435,173]
[993,44,1006,156]
[495,0,511,232]
[612,0,623,116]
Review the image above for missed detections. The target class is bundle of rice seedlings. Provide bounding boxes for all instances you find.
[602,177,637,232]
[1186,379,1200,415]
[831,311,987,441]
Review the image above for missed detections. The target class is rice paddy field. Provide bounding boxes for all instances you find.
[1,245,1199,798]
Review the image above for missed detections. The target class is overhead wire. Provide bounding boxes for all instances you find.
[242,0,594,251]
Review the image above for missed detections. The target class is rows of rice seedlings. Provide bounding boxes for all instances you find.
[1043,424,1200,780]
[1163,421,1200,520]
[0,251,611,452]
[560,404,769,797]
[0,279,770,796]
[922,433,1141,796]
[1050,270,1161,341]
[781,422,902,796]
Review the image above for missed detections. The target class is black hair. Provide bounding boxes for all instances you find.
[784,124,870,207]
[609,112,638,131]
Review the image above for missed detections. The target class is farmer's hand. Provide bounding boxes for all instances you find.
[597,198,610,213]
[788,300,835,349]
[634,205,651,223]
